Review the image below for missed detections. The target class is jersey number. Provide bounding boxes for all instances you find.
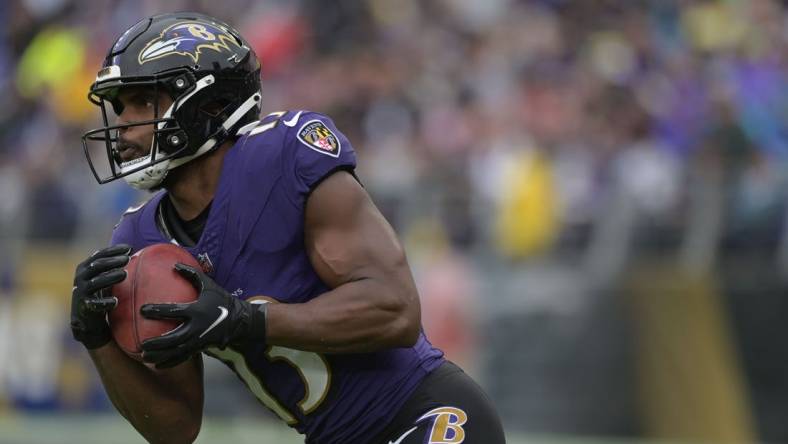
[205,297,330,425]
[207,346,331,424]
[247,111,286,136]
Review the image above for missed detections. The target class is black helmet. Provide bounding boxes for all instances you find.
[81,12,262,189]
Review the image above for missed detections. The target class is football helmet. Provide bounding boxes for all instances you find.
[81,12,262,189]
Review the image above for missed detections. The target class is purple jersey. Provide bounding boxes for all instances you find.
[110,110,445,444]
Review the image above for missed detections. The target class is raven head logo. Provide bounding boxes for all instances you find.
[138,21,242,65]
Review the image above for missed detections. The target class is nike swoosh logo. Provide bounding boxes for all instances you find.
[199,306,228,338]
[283,111,303,127]
[388,426,418,444]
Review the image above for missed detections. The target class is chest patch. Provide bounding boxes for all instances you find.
[297,120,341,157]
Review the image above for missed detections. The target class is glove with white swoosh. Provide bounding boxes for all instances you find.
[140,263,267,369]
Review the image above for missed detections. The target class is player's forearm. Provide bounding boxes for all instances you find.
[89,342,202,444]
[265,276,420,353]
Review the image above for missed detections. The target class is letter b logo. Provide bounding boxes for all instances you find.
[417,406,468,444]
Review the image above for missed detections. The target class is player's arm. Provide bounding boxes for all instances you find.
[138,170,420,363]
[90,345,203,444]
[71,245,203,444]
[265,170,421,353]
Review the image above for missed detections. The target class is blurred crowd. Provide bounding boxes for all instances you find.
[3,0,788,441]
[2,0,787,261]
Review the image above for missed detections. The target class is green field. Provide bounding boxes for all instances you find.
[0,414,708,444]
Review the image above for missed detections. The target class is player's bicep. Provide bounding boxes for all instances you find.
[304,171,407,288]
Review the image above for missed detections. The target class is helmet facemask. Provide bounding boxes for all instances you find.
[82,71,199,189]
[82,72,259,190]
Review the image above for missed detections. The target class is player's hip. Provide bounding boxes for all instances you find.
[369,361,506,444]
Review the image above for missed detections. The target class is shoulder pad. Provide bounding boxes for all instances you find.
[237,110,310,137]
[113,195,157,229]
[122,201,146,216]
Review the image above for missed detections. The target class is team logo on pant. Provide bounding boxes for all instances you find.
[417,406,468,444]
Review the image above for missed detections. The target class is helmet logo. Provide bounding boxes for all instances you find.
[138,21,242,65]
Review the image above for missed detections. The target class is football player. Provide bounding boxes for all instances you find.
[71,12,505,444]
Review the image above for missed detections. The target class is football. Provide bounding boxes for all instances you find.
[109,243,200,360]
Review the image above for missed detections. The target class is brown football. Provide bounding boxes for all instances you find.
[109,243,200,361]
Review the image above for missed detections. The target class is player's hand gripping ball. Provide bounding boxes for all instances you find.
[109,244,199,361]
[139,262,268,369]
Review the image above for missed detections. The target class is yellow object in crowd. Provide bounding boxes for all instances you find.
[495,149,559,259]
[16,26,95,123]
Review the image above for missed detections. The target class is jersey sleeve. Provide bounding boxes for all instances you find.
[282,111,357,203]
[108,201,147,250]
[110,220,134,249]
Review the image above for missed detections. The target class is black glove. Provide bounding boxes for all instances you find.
[71,244,131,349]
[140,263,267,369]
